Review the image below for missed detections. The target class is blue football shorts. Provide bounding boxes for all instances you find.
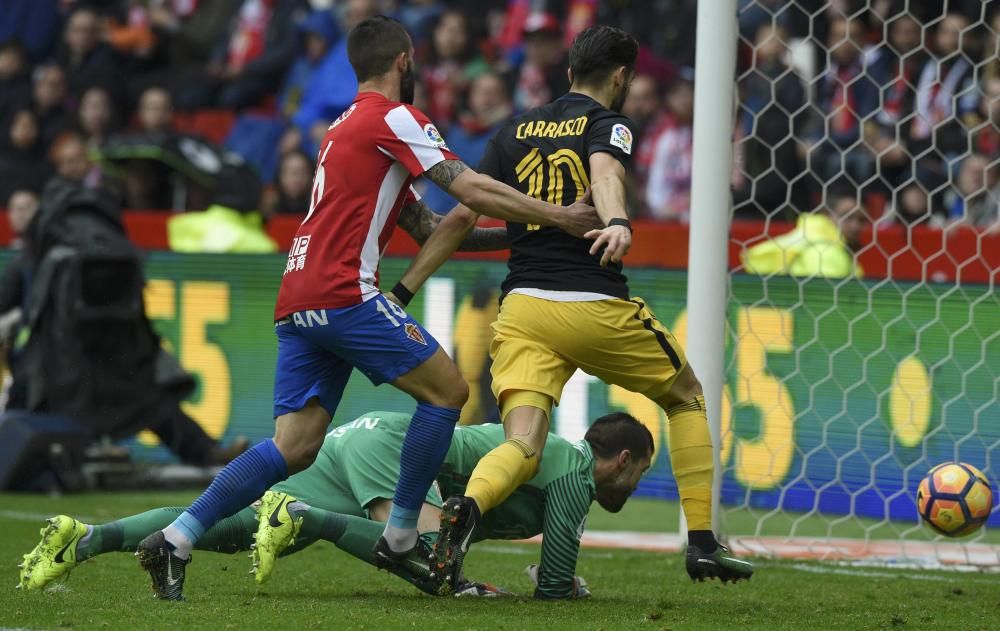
[272,295,439,418]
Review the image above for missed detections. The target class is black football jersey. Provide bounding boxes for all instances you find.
[477,92,636,299]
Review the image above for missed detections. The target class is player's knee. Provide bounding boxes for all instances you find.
[664,364,703,405]
[429,377,469,409]
[273,405,329,473]
[522,427,549,455]
[275,434,323,473]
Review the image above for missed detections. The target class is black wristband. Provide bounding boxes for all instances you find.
[390,281,415,307]
[608,218,632,232]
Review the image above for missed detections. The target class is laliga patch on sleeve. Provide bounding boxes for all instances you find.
[609,123,633,155]
[424,123,448,149]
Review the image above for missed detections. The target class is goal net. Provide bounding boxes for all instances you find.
[715,0,1000,568]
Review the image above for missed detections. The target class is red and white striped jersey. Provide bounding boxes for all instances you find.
[275,92,458,319]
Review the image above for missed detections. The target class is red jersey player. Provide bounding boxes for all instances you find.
[137,15,598,601]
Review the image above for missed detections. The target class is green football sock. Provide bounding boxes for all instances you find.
[292,505,439,595]
[298,506,384,563]
[77,507,258,560]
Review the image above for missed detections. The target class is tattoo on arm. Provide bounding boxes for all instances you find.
[457,227,509,252]
[399,195,509,251]
[424,159,469,191]
[397,199,442,244]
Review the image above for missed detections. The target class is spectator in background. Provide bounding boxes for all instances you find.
[224,9,340,184]
[288,0,379,154]
[971,77,1000,159]
[611,0,697,68]
[279,10,340,119]
[864,13,926,189]
[6,190,40,250]
[76,86,117,149]
[26,64,70,147]
[422,72,512,213]
[883,182,945,227]
[984,9,1000,83]
[0,0,60,62]
[0,42,31,125]
[50,132,102,189]
[621,74,661,142]
[422,10,488,128]
[136,86,174,134]
[55,6,125,106]
[622,73,662,217]
[261,150,313,216]
[867,14,925,127]
[394,0,446,48]
[510,13,569,112]
[140,0,238,100]
[733,22,807,220]
[809,15,879,185]
[452,72,511,162]
[909,13,979,166]
[103,1,158,60]
[175,0,306,110]
[945,153,1000,228]
[644,75,694,221]
[742,189,866,279]
[0,109,51,202]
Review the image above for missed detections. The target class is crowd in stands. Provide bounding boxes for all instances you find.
[0,0,998,232]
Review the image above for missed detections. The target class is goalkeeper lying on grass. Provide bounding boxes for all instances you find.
[17,409,653,599]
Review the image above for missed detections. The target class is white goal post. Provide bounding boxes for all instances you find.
[687,0,1000,568]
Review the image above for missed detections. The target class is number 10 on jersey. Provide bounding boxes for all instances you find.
[515,147,590,231]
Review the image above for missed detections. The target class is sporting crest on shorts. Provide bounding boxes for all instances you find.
[404,323,428,345]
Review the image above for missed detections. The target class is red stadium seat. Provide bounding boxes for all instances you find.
[173,110,237,146]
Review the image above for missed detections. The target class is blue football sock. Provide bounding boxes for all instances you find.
[165,439,288,553]
[384,403,460,548]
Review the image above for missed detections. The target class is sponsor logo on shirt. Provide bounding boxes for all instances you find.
[284,235,311,274]
[424,123,448,148]
[404,322,428,345]
[610,123,633,155]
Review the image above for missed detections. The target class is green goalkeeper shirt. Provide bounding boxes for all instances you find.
[439,423,597,600]
[277,412,596,600]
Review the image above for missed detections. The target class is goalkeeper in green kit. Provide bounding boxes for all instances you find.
[17,410,653,599]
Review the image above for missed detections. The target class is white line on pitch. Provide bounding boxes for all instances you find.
[0,510,99,523]
[780,563,1000,583]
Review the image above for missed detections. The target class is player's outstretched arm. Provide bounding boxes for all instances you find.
[390,203,491,304]
[397,197,509,252]
[425,160,600,237]
[584,151,632,266]
[531,475,593,600]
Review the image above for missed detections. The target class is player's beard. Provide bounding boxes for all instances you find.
[400,62,416,105]
[597,479,633,513]
[610,80,630,113]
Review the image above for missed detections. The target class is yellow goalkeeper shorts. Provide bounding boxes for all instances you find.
[489,293,687,405]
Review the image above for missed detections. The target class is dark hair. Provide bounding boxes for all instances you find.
[584,412,654,461]
[276,150,315,185]
[427,10,473,65]
[0,39,28,61]
[826,177,858,204]
[347,15,412,83]
[569,26,639,86]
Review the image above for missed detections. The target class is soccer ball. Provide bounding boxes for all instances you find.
[916,462,993,537]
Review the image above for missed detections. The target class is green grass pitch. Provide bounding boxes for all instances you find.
[1,491,998,630]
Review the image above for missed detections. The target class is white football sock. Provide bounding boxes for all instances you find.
[162,524,194,560]
[381,524,418,553]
